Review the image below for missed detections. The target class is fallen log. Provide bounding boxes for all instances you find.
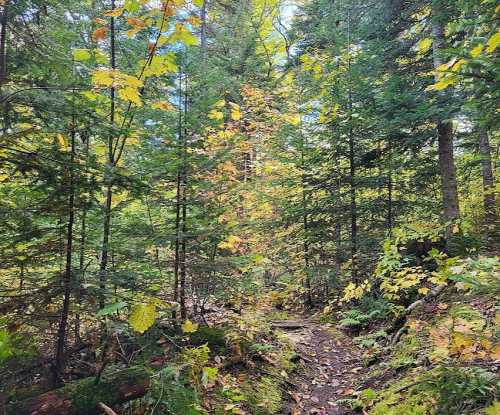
[7,366,150,415]
[390,284,447,344]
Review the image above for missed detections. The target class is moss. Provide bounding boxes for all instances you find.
[368,372,435,415]
[388,334,420,370]
[189,326,227,354]
[242,376,282,415]
[265,310,290,321]
[65,366,149,415]
[152,383,202,415]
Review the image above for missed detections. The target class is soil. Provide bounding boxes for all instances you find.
[279,319,363,415]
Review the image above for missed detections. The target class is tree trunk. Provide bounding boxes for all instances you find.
[98,0,117,314]
[75,136,90,344]
[478,128,497,247]
[299,116,312,307]
[431,2,460,231]
[0,0,10,133]
[179,70,189,320]
[200,0,208,56]
[0,0,8,86]
[54,124,76,378]
[7,367,150,415]
[346,5,358,282]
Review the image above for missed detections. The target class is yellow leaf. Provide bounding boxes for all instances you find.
[129,302,157,333]
[208,109,224,121]
[417,38,433,54]
[118,86,142,106]
[193,0,204,7]
[451,58,466,72]
[231,108,242,121]
[486,30,500,53]
[92,70,114,87]
[181,319,199,333]
[187,15,201,27]
[418,287,429,295]
[470,44,484,58]
[92,27,108,42]
[485,402,500,415]
[73,48,91,61]
[104,7,124,17]
[169,23,199,46]
[151,101,175,111]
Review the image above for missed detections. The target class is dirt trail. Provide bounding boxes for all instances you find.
[279,319,363,415]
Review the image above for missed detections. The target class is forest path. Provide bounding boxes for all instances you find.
[278,318,363,415]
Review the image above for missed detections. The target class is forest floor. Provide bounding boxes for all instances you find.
[278,317,364,415]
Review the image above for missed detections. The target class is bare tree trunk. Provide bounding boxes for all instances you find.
[75,136,90,344]
[98,0,116,313]
[300,122,312,307]
[0,0,10,132]
[200,0,208,56]
[172,68,183,320]
[346,5,358,282]
[0,0,8,86]
[387,134,394,235]
[478,128,497,248]
[179,70,189,320]
[55,126,76,378]
[431,2,460,232]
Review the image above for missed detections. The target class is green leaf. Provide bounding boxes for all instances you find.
[97,301,127,316]
[201,366,218,386]
[73,49,91,61]
[124,0,140,13]
[129,302,157,333]
[193,0,205,7]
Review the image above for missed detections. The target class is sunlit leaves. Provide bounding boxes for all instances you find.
[92,70,144,106]
[182,319,199,333]
[73,48,91,61]
[118,87,142,106]
[486,30,500,53]
[470,44,484,58]
[192,0,205,7]
[208,109,224,121]
[229,103,242,121]
[218,235,243,253]
[417,38,432,53]
[169,23,199,46]
[124,0,140,13]
[129,302,157,333]
[151,101,175,111]
[142,53,177,77]
[104,7,124,18]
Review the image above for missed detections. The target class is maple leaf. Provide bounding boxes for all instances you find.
[92,27,108,42]
[118,86,142,106]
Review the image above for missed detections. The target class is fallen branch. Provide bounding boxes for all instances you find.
[390,284,447,344]
[98,402,118,415]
